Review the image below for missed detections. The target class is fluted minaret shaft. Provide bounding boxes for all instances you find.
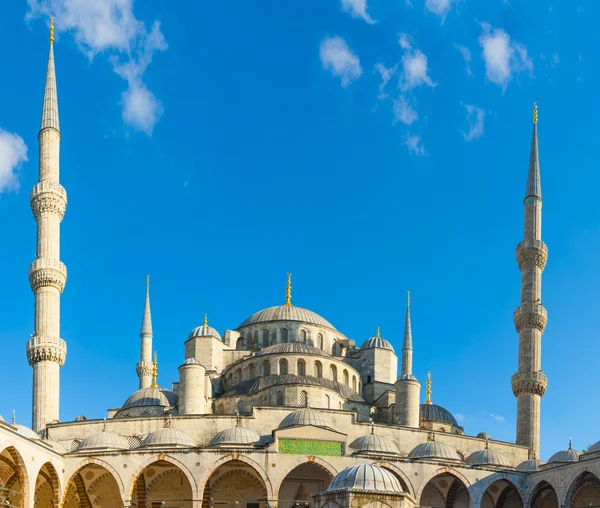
[401,299,413,377]
[27,21,68,433]
[136,277,153,388]
[512,105,548,459]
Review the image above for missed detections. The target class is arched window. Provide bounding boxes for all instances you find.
[236,368,242,383]
[300,329,307,344]
[325,394,330,409]
[300,390,308,407]
[314,361,323,378]
[281,328,289,343]
[262,360,271,377]
[340,344,346,357]
[330,365,337,382]
[352,375,357,392]
[343,369,349,386]
[279,359,288,375]
[276,391,284,405]
[318,333,324,350]
[252,330,258,348]
[331,342,336,356]
[297,359,306,377]
[236,337,245,350]
[262,329,269,347]
[248,364,255,379]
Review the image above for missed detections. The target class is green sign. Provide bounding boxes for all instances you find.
[279,439,343,456]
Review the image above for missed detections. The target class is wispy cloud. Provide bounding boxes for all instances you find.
[27,0,167,136]
[393,95,418,125]
[455,413,465,422]
[375,63,396,100]
[479,23,533,90]
[398,34,437,91]
[460,103,485,141]
[454,43,473,76]
[0,130,28,194]
[340,0,376,24]
[320,36,362,87]
[425,0,456,22]
[404,134,426,156]
[490,413,506,422]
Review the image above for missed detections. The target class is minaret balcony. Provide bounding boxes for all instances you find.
[26,335,67,366]
[513,304,548,332]
[516,240,548,270]
[29,258,67,292]
[30,180,67,220]
[511,370,548,397]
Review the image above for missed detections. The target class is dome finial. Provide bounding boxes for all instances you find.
[11,410,15,425]
[151,352,158,388]
[203,313,208,327]
[376,326,381,338]
[103,418,107,432]
[49,13,55,45]
[425,371,432,404]
[285,273,292,307]
[569,436,572,449]
[533,100,538,124]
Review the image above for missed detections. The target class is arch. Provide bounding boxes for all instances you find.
[262,329,269,347]
[480,479,524,508]
[325,394,330,409]
[530,481,559,508]
[300,329,308,344]
[297,359,306,376]
[248,363,256,379]
[277,461,334,508]
[343,369,349,386]
[33,461,60,508]
[314,361,323,378]
[281,328,289,343]
[330,365,337,382]
[300,390,308,407]
[376,462,415,499]
[130,458,195,508]
[352,375,357,392]
[262,360,271,377]
[564,471,600,508]
[62,460,124,508]
[277,457,338,496]
[417,469,472,508]
[276,391,284,405]
[253,330,259,348]
[236,337,245,350]
[318,333,324,350]
[279,359,289,375]
[0,446,28,508]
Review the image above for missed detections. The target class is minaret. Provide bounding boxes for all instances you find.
[512,103,548,459]
[26,16,68,433]
[136,276,154,389]
[394,291,420,427]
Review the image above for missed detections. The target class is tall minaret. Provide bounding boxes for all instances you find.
[26,16,68,433]
[394,291,420,427]
[512,103,548,459]
[136,276,154,389]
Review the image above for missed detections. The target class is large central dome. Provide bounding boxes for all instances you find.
[238,305,337,331]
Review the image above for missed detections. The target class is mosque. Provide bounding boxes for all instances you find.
[2,17,600,508]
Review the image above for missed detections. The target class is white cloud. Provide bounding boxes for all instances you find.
[455,413,465,422]
[340,0,376,24]
[454,43,473,76]
[479,24,533,90]
[393,95,418,125]
[0,130,28,194]
[320,36,362,87]
[398,34,436,90]
[490,413,505,422]
[375,63,396,100]
[460,103,485,141]
[27,0,167,135]
[404,134,426,156]
[425,0,455,22]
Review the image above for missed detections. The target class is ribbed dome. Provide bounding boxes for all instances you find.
[548,446,580,464]
[143,428,195,447]
[188,325,221,340]
[238,306,337,330]
[420,404,459,426]
[209,426,260,446]
[122,386,178,410]
[78,432,129,451]
[255,343,329,357]
[361,336,394,351]
[328,464,403,493]
[587,441,600,454]
[409,440,462,461]
[13,424,39,440]
[349,433,400,455]
[466,448,511,467]
[279,407,334,430]
[517,458,546,472]
[477,432,490,440]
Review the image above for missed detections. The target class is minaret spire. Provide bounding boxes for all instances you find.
[137,276,154,389]
[401,291,413,377]
[27,15,68,432]
[512,101,548,459]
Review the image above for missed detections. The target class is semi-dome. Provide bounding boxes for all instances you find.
[143,427,195,448]
[548,444,580,464]
[122,386,178,410]
[209,426,261,446]
[349,432,400,455]
[13,424,39,440]
[255,343,329,357]
[466,447,512,468]
[360,334,394,352]
[409,440,462,462]
[420,404,459,427]
[328,464,403,493]
[78,431,129,451]
[238,305,337,331]
[517,458,546,472]
[188,324,221,341]
[279,407,334,430]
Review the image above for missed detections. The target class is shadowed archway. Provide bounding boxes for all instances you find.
[62,463,123,508]
[34,462,60,508]
[566,472,600,508]
[420,472,470,508]
[0,446,28,508]
[481,479,523,508]
[530,481,558,508]
[131,459,194,508]
[278,462,333,508]
[202,459,268,508]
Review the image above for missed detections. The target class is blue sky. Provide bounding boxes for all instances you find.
[0,0,597,460]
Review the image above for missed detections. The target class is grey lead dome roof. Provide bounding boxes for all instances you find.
[466,448,512,468]
[122,386,178,410]
[13,424,39,440]
[255,343,329,357]
[328,464,403,493]
[78,431,129,451]
[349,433,400,455]
[548,446,580,464]
[409,440,462,462]
[209,426,261,446]
[279,407,334,430]
[143,428,195,448]
[420,404,459,427]
[238,305,337,331]
[360,336,394,351]
[517,458,546,472]
[188,325,221,341]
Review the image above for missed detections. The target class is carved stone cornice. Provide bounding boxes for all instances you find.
[29,258,67,292]
[514,304,547,333]
[516,240,548,270]
[30,181,67,220]
[511,371,547,397]
[26,336,67,366]
[136,361,153,377]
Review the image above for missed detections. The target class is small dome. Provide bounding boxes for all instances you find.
[143,428,195,447]
[466,448,511,468]
[477,432,490,440]
[75,415,87,422]
[349,433,400,455]
[587,441,600,454]
[181,358,203,366]
[279,407,333,430]
[328,464,403,493]
[13,424,39,440]
[238,305,337,331]
[78,431,129,451]
[122,386,178,410]
[188,325,221,341]
[44,439,68,454]
[209,426,260,446]
[517,458,546,472]
[548,446,580,464]
[255,343,329,357]
[409,440,462,461]
[360,336,394,352]
[420,404,459,427]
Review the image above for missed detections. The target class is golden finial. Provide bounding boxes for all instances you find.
[203,313,208,327]
[151,352,158,388]
[284,273,292,307]
[375,326,381,339]
[49,13,55,45]
[425,371,432,404]
[533,101,538,124]
[407,290,411,307]
[146,274,150,289]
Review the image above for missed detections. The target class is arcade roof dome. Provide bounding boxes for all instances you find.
[209,426,261,446]
[548,446,580,464]
[143,427,195,448]
[409,440,462,461]
[238,305,337,331]
[78,431,129,451]
[279,407,334,430]
[328,464,403,493]
[516,458,545,472]
[349,432,400,455]
[466,447,511,467]
[13,424,39,440]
